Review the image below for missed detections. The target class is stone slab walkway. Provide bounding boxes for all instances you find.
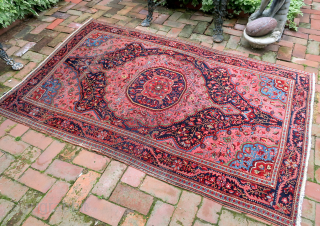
[0,0,320,225]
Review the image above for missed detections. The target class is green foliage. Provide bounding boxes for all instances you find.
[286,0,304,30]
[0,0,59,28]
[162,0,304,30]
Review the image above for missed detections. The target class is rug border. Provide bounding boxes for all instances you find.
[10,21,299,187]
[0,19,314,226]
[296,72,315,226]
[19,27,298,187]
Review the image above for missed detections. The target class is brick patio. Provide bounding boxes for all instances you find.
[0,0,320,225]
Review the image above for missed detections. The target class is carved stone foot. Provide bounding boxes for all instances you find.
[213,34,224,43]
[0,43,24,71]
[11,61,24,71]
[141,18,151,27]
[249,11,261,21]
[262,8,273,17]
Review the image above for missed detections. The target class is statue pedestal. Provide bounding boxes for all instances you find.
[243,0,291,48]
[243,28,281,48]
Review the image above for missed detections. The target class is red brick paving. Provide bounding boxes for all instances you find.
[292,57,319,67]
[0,119,16,137]
[22,216,49,226]
[305,181,320,202]
[154,14,170,24]
[110,183,154,215]
[170,191,202,226]
[315,168,320,183]
[306,53,320,62]
[122,212,146,226]
[81,195,125,226]
[63,170,100,208]
[146,201,175,226]
[308,148,315,180]
[45,159,83,181]
[72,149,109,171]
[19,168,56,193]
[0,135,29,155]
[91,160,126,198]
[197,198,222,224]
[49,204,93,225]
[316,203,320,226]
[0,199,15,222]
[66,0,82,3]
[277,46,292,61]
[14,62,38,79]
[278,39,294,47]
[194,220,213,226]
[302,198,316,220]
[47,18,64,29]
[121,166,145,187]
[4,78,21,88]
[32,140,66,171]
[234,23,245,30]
[0,0,319,225]
[4,146,41,179]
[0,154,14,174]
[68,22,82,28]
[293,43,307,58]
[22,130,53,150]
[140,176,181,205]
[32,181,70,219]
[0,176,28,201]
[9,123,29,137]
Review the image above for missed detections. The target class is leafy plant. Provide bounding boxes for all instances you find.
[161,0,304,30]
[0,0,59,28]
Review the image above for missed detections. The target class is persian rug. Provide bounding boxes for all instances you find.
[0,20,314,225]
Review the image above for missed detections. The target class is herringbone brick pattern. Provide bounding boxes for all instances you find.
[0,0,319,225]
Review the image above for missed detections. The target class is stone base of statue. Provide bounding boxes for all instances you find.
[243,28,282,48]
[243,0,291,48]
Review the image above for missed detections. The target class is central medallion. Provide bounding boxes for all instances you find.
[127,67,186,110]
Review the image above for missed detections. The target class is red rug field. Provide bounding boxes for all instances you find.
[0,20,314,225]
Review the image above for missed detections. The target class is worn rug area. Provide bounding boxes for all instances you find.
[0,20,314,225]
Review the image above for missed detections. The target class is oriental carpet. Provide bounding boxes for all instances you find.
[0,20,314,225]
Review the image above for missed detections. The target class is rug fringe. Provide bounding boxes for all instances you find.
[0,19,315,226]
[296,72,315,226]
[0,18,94,101]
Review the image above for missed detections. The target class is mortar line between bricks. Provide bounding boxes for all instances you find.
[144,197,160,221]
[1,0,320,225]
[191,196,204,225]
[63,169,100,209]
[38,179,73,223]
[0,202,18,225]
[119,179,180,206]
[93,162,128,200]
[167,187,184,225]
[137,168,148,189]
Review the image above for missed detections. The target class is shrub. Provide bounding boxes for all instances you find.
[0,0,60,28]
[166,0,304,30]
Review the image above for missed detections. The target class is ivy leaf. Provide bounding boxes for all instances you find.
[28,8,39,16]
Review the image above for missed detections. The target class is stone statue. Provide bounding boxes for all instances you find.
[0,43,24,71]
[141,0,229,43]
[250,0,288,20]
[243,0,291,48]
[141,0,159,27]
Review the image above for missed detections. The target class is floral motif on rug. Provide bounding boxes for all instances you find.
[0,20,313,225]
